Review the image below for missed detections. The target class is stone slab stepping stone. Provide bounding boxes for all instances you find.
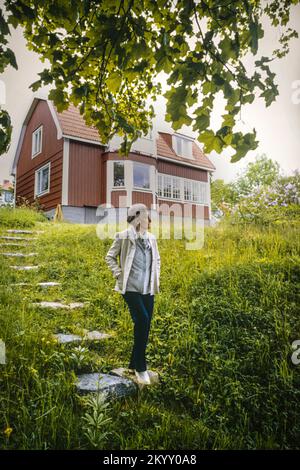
[10,282,60,287]
[1,252,38,257]
[110,367,160,387]
[38,282,61,287]
[6,229,44,234]
[54,333,82,344]
[76,373,138,400]
[54,330,112,344]
[0,236,37,241]
[10,265,39,270]
[31,301,86,309]
[81,329,112,340]
[0,243,31,247]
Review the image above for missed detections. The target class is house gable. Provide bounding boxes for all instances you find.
[13,99,64,210]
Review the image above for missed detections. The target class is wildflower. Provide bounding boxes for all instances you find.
[4,426,13,438]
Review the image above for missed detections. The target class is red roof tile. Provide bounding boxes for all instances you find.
[53,102,216,170]
[54,103,103,143]
[157,132,216,170]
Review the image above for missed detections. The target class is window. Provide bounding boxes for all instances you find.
[173,135,193,159]
[157,174,163,197]
[184,180,192,201]
[199,181,208,204]
[35,163,50,196]
[32,125,43,158]
[113,161,125,187]
[133,162,150,189]
[4,191,13,203]
[163,176,172,198]
[192,181,200,202]
[157,174,181,200]
[172,177,181,199]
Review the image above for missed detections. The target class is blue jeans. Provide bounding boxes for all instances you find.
[121,291,154,372]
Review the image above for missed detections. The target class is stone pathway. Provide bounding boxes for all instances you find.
[0,243,31,247]
[10,282,61,287]
[10,265,40,270]
[0,236,38,241]
[6,229,44,234]
[31,301,87,309]
[54,330,112,344]
[1,252,38,257]
[3,224,160,401]
[76,373,138,400]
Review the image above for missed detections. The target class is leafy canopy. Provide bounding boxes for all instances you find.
[0,0,299,157]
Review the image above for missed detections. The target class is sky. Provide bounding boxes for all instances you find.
[0,3,299,186]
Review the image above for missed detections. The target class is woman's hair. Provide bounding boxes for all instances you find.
[127,210,151,226]
[127,211,140,224]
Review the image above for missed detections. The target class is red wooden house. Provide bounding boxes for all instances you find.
[10,97,216,224]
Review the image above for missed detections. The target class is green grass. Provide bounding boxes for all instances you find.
[0,207,299,449]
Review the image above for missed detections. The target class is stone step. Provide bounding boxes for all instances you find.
[110,367,160,387]
[10,282,61,287]
[54,330,112,344]
[10,265,40,270]
[0,243,31,247]
[1,252,38,257]
[31,301,87,309]
[6,229,44,234]
[0,236,37,241]
[76,373,138,401]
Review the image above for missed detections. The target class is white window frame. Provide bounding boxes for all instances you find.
[34,162,50,197]
[32,125,43,158]
[184,179,192,201]
[133,162,150,190]
[172,176,181,200]
[113,160,125,188]
[173,135,193,159]
[157,173,209,204]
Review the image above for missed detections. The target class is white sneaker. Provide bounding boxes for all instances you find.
[135,370,151,385]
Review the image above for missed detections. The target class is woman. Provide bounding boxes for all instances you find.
[105,203,161,385]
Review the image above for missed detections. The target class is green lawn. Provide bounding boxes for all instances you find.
[0,207,299,449]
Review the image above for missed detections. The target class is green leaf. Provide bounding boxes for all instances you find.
[199,130,223,153]
[106,73,122,93]
[193,114,210,132]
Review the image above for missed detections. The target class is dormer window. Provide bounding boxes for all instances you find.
[173,134,193,159]
[32,125,43,158]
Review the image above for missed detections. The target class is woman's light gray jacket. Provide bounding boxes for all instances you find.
[105,225,161,295]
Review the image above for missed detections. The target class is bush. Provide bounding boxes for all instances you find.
[0,205,47,228]
[227,177,300,225]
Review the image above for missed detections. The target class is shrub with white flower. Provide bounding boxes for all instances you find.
[228,174,300,225]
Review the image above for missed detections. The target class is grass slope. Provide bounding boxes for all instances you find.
[0,207,299,449]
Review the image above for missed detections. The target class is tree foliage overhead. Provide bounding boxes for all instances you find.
[0,0,299,157]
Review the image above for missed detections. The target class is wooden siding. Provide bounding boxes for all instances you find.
[68,141,104,207]
[157,199,209,220]
[111,190,127,207]
[132,191,153,208]
[16,100,63,210]
[157,159,208,182]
